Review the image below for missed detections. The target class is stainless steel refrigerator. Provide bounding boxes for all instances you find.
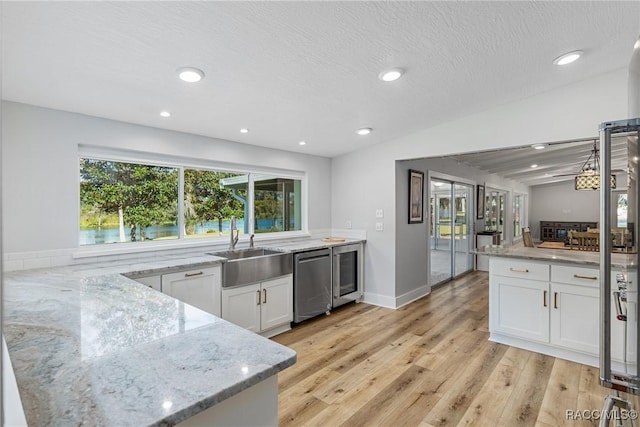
[599,118,640,425]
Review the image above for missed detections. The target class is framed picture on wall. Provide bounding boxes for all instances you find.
[476,184,485,219]
[408,170,424,224]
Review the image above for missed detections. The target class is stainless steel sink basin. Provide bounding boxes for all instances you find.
[208,248,292,288]
[210,248,282,260]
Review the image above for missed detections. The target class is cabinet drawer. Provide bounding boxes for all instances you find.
[490,258,549,281]
[551,264,599,287]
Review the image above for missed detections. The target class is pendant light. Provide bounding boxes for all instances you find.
[574,141,617,190]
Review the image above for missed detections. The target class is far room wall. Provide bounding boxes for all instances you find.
[529,173,628,240]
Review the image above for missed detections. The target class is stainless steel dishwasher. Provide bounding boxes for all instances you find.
[293,248,332,323]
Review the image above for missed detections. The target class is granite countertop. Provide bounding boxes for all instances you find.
[476,245,636,269]
[3,256,297,426]
[267,237,364,253]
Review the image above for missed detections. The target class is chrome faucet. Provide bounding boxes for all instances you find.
[249,234,255,249]
[229,216,239,250]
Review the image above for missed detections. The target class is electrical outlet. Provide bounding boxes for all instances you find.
[375,222,384,231]
[375,209,384,218]
[346,220,352,229]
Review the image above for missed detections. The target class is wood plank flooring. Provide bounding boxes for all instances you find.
[272,271,640,426]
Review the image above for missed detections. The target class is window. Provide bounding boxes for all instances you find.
[80,159,179,245]
[80,157,304,246]
[253,175,302,233]
[184,169,245,239]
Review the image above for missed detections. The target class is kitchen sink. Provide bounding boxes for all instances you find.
[211,248,282,260]
[208,248,292,288]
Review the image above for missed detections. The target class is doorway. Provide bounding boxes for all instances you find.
[429,178,474,285]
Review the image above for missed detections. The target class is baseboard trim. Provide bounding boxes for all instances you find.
[362,292,396,309]
[395,285,430,309]
[363,285,430,309]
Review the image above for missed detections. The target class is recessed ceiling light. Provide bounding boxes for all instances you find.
[552,50,583,66]
[160,111,171,118]
[531,144,546,150]
[177,67,204,83]
[299,141,306,146]
[240,128,249,134]
[356,128,372,136]
[634,39,640,50]
[531,164,538,168]
[378,68,404,82]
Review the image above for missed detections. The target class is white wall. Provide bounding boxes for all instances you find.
[332,68,629,306]
[1,102,332,254]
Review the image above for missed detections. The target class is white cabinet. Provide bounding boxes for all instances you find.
[133,274,161,292]
[490,275,549,343]
[549,282,599,354]
[260,276,294,331]
[221,283,261,332]
[161,266,221,317]
[490,258,637,368]
[222,275,293,336]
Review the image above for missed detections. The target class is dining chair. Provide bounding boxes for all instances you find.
[569,231,599,251]
[522,227,535,247]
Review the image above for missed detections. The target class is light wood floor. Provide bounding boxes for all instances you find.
[272,271,640,427]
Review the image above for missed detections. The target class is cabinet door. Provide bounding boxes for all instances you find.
[490,276,549,343]
[260,275,293,331]
[549,282,599,355]
[222,284,261,332]
[161,267,221,317]
[134,275,161,292]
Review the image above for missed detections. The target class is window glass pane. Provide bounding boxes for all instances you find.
[80,159,178,245]
[618,193,628,227]
[513,195,522,237]
[184,170,246,238]
[252,175,302,233]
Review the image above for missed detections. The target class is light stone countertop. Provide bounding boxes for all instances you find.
[267,237,364,253]
[476,245,637,269]
[3,253,297,427]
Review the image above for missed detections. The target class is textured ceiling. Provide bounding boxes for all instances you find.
[2,2,640,158]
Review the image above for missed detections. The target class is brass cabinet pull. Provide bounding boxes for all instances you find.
[256,290,261,305]
[573,274,597,280]
[263,289,267,304]
[554,292,558,309]
[185,271,204,278]
[510,268,529,273]
[543,290,547,307]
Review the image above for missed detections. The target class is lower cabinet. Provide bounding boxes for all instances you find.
[161,266,221,317]
[549,282,599,355]
[133,274,162,292]
[222,275,293,336]
[490,275,549,343]
[489,257,637,368]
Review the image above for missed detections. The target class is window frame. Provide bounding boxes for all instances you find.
[77,146,308,253]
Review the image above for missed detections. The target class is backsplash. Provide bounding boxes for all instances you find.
[2,228,366,272]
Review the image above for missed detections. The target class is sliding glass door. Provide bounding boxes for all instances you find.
[454,183,473,277]
[429,178,474,286]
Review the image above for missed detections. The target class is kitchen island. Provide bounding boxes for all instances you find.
[3,255,297,426]
[480,245,636,370]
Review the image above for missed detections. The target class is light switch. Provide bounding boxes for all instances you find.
[375,222,384,231]
[375,209,384,218]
